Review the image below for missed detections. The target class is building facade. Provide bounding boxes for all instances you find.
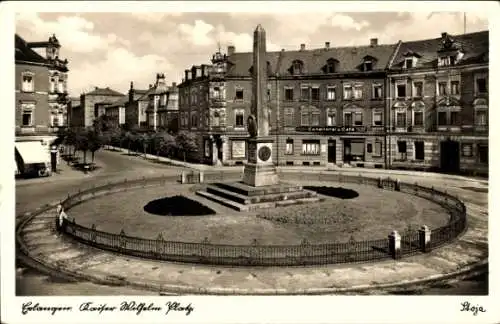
[72,87,125,127]
[386,31,488,175]
[125,82,149,129]
[145,73,179,131]
[178,30,488,175]
[15,33,70,176]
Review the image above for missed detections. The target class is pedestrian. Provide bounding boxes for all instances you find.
[55,204,68,234]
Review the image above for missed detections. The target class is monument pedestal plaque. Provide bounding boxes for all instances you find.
[242,137,279,187]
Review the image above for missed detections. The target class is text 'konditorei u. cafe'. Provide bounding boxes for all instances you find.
[177,28,488,176]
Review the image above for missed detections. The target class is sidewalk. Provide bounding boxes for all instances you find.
[107,146,489,186]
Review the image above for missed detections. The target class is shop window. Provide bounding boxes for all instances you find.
[461,143,473,157]
[477,144,488,164]
[397,141,407,161]
[285,139,294,155]
[302,140,320,156]
[414,141,425,160]
[285,88,294,101]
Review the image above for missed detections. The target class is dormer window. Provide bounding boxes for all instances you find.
[364,60,372,71]
[404,58,413,69]
[292,60,304,75]
[325,59,337,73]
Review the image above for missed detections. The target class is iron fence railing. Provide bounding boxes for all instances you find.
[59,171,467,266]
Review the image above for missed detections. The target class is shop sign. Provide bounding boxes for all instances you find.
[295,126,367,133]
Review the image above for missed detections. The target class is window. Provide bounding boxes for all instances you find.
[285,88,294,101]
[213,86,225,100]
[343,85,353,99]
[476,78,487,94]
[476,110,487,126]
[326,86,336,100]
[301,107,310,126]
[213,111,220,126]
[204,140,211,158]
[367,143,372,153]
[462,143,473,157]
[404,58,413,69]
[235,89,244,100]
[413,82,423,97]
[284,107,294,126]
[373,84,382,99]
[57,79,64,93]
[285,139,294,155]
[21,103,34,126]
[162,94,167,106]
[267,84,271,102]
[451,81,460,95]
[373,111,383,126]
[311,87,320,101]
[327,109,336,126]
[438,82,447,96]
[354,112,363,126]
[396,112,406,127]
[311,108,320,126]
[300,86,309,100]
[374,141,382,157]
[353,85,363,99]
[344,112,353,126]
[477,144,488,164]
[326,60,336,73]
[292,60,303,75]
[50,77,56,93]
[302,140,320,155]
[22,73,34,92]
[191,113,198,128]
[364,60,373,71]
[414,141,424,160]
[235,109,244,128]
[438,111,447,126]
[450,111,459,125]
[438,56,454,66]
[413,111,424,126]
[396,84,406,98]
[397,141,407,160]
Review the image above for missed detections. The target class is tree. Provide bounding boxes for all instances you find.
[93,115,114,133]
[124,131,137,154]
[175,131,198,162]
[87,129,103,163]
[64,128,77,156]
[74,128,90,164]
[155,131,176,158]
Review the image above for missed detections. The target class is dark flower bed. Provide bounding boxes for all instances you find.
[304,186,359,199]
[144,195,216,216]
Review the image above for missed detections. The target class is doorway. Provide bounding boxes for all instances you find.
[328,140,336,163]
[440,140,460,173]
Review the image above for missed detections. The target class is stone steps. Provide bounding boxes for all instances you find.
[206,185,315,205]
[215,181,303,197]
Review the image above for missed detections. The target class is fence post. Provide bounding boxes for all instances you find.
[199,171,204,184]
[181,171,187,184]
[388,230,401,260]
[419,225,431,253]
[394,178,401,191]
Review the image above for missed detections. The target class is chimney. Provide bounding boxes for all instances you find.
[325,42,330,49]
[149,84,153,89]
[184,70,189,81]
[172,82,177,87]
[130,81,134,90]
[300,44,306,51]
[370,38,378,47]
[441,32,447,38]
[227,45,235,56]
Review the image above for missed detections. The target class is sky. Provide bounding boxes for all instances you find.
[15,10,489,97]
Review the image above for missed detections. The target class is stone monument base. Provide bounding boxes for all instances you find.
[196,181,321,212]
[242,163,279,187]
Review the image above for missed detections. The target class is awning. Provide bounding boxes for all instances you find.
[15,141,49,165]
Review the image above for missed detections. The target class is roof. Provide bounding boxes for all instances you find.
[15,34,47,64]
[389,30,488,69]
[106,96,129,108]
[137,88,155,101]
[226,43,398,77]
[86,87,125,97]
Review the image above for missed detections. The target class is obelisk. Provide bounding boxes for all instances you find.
[242,25,279,187]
